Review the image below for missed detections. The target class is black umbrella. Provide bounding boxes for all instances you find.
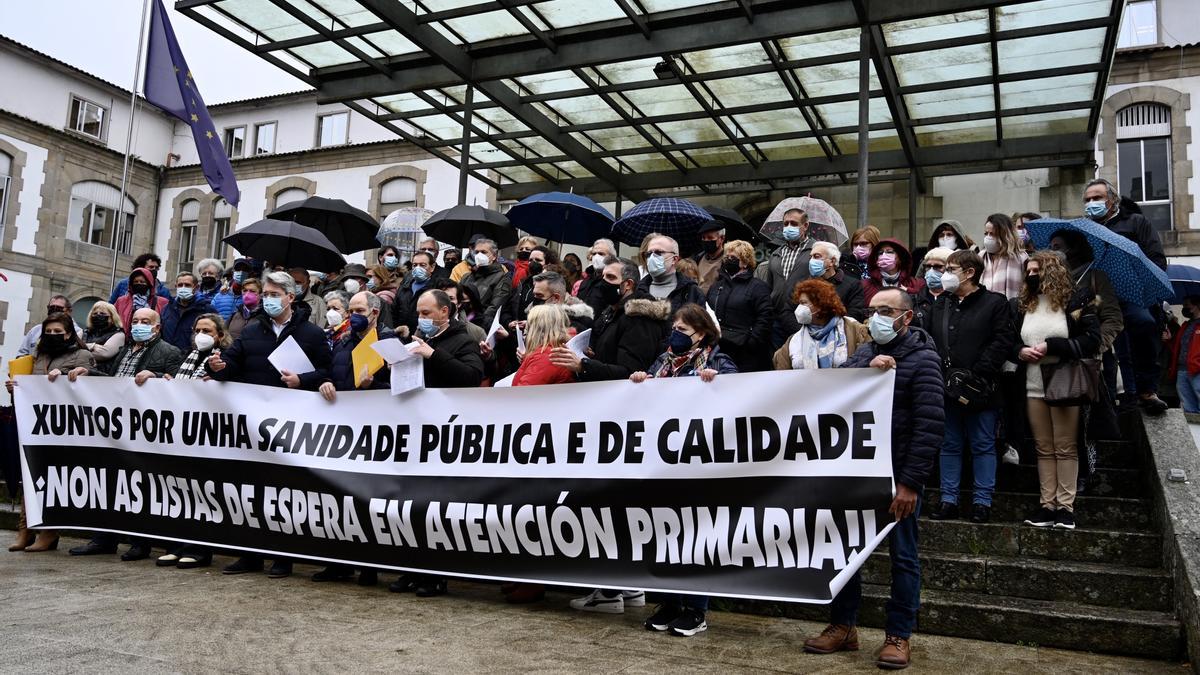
[704,206,760,245]
[422,205,517,248]
[268,196,380,254]
[223,219,346,272]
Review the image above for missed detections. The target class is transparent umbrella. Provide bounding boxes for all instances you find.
[378,207,435,257]
[760,196,848,245]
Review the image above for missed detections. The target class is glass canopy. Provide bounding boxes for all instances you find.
[180,0,1123,200]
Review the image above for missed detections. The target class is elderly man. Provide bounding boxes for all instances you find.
[416,237,449,280]
[758,208,815,308]
[1083,178,1169,414]
[575,237,619,316]
[288,266,326,328]
[460,238,512,329]
[66,306,183,560]
[161,272,215,353]
[810,241,865,321]
[692,222,727,293]
[804,288,943,669]
[206,271,332,579]
[634,234,706,315]
[194,258,225,304]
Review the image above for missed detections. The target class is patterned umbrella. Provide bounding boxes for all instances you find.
[506,192,614,246]
[760,196,848,245]
[1167,264,1200,303]
[611,198,714,257]
[1024,218,1172,307]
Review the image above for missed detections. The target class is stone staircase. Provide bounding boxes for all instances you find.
[728,427,1185,661]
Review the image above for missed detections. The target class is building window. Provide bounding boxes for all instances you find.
[0,152,10,243]
[254,122,276,155]
[1117,0,1157,49]
[316,111,349,147]
[68,95,107,139]
[1117,102,1172,231]
[223,126,246,158]
[212,198,233,260]
[66,181,134,253]
[274,187,309,211]
[378,177,419,256]
[179,199,200,275]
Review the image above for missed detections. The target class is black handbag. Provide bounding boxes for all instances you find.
[1043,358,1101,407]
[938,302,995,411]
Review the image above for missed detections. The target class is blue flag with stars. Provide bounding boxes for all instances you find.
[143,0,240,206]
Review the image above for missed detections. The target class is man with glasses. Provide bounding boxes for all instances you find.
[913,247,953,325]
[921,250,1015,525]
[804,288,943,669]
[417,237,450,281]
[394,250,438,336]
[17,295,83,356]
[634,235,706,315]
[758,208,816,308]
[576,237,619,317]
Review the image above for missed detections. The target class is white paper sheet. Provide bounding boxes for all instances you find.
[267,335,315,375]
[566,328,591,358]
[516,324,526,352]
[390,359,424,396]
[705,302,721,328]
[485,311,503,348]
[493,372,516,388]
[372,337,419,363]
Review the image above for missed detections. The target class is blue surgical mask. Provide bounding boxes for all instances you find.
[1084,200,1108,219]
[130,324,154,343]
[412,267,430,282]
[176,287,194,301]
[367,278,377,291]
[263,296,285,318]
[782,225,801,242]
[232,271,245,284]
[868,312,902,344]
[808,258,826,277]
[349,313,370,333]
[383,255,399,270]
[646,253,668,278]
[668,329,695,354]
[417,317,436,336]
[924,268,943,291]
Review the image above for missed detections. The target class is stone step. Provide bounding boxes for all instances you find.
[941,463,1146,499]
[1094,440,1143,469]
[924,489,1154,531]
[724,585,1182,660]
[903,519,1162,567]
[863,551,1172,612]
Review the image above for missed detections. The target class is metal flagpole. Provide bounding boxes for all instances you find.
[108,0,153,293]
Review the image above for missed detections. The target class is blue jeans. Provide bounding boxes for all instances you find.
[1177,371,1200,413]
[830,500,921,638]
[940,406,998,506]
[660,594,709,611]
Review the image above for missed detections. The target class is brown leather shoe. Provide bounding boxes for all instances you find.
[24,530,59,553]
[803,624,859,654]
[8,504,32,552]
[876,634,911,669]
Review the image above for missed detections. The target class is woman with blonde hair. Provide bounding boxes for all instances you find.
[979,213,1028,299]
[512,304,576,387]
[512,235,541,287]
[706,239,773,372]
[84,301,125,365]
[366,265,398,327]
[1012,251,1101,531]
[847,225,881,279]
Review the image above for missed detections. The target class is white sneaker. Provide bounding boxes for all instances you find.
[621,590,646,607]
[1001,446,1021,465]
[569,589,624,614]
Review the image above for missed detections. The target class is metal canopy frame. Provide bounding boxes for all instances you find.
[177,0,1124,203]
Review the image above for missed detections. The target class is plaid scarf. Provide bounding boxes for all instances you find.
[653,344,713,378]
[176,348,219,380]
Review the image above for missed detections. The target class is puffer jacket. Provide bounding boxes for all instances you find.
[326,326,396,391]
[513,345,576,386]
[208,310,330,389]
[562,297,594,335]
[635,270,707,317]
[208,287,239,321]
[423,320,485,388]
[113,268,169,337]
[706,271,773,372]
[160,296,215,353]
[94,336,183,378]
[579,297,671,382]
[461,263,513,329]
[841,326,944,491]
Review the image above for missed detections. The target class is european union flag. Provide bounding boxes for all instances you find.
[143,0,240,206]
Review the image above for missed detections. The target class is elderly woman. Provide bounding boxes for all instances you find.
[323,289,352,346]
[706,239,773,372]
[6,312,95,553]
[84,301,125,365]
[195,258,231,311]
[774,279,868,370]
[512,235,541,288]
[227,277,262,340]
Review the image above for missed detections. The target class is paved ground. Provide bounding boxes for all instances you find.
[0,537,1186,674]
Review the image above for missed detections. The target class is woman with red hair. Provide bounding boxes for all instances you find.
[774,279,868,370]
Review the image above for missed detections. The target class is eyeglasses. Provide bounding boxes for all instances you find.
[647,250,675,257]
[944,265,963,274]
[47,305,67,313]
[925,263,946,271]
[866,307,906,318]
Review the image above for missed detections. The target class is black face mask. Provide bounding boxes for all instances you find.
[91,314,111,331]
[200,276,218,290]
[528,297,545,310]
[39,333,71,356]
[1025,274,1041,295]
[517,250,531,261]
[528,261,544,277]
[701,240,719,255]
[600,279,623,306]
[721,257,741,277]
[1184,307,1195,320]
[131,284,149,295]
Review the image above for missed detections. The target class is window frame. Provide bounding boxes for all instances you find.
[253,121,278,155]
[1117,135,1173,231]
[178,201,199,276]
[1117,0,1159,50]
[66,94,108,140]
[315,111,350,148]
[223,125,247,159]
[0,152,10,243]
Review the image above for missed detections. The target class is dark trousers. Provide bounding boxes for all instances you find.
[90,532,149,548]
[1115,303,1161,396]
[830,500,921,638]
[660,594,710,611]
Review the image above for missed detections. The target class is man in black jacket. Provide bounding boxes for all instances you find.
[805,288,943,669]
[393,250,437,336]
[634,234,706,315]
[921,250,1015,524]
[206,271,332,579]
[1084,178,1169,414]
[461,238,512,330]
[409,290,485,389]
[575,238,619,317]
[552,258,669,382]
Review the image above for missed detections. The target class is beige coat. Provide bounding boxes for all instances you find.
[773,316,869,370]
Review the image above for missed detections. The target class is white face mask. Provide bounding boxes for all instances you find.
[982,235,1000,254]
[793,304,813,325]
[591,253,606,271]
[344,279,361,294]
[193,332,215,351]
[940,272,961,294]
[474,252,491,267]
[938,235,958,250]
[326,309,344,326]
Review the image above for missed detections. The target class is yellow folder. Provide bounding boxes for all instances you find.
[7,355,34,377]
[351,328,385,388]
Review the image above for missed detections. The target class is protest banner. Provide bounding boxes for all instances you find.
[15,369,896,603]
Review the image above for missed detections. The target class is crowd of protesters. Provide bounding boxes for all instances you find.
[5,177,1178,670]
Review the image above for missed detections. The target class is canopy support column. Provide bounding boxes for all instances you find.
[908,172,918,248]
[457,85,473,206]
[857,27,870,229]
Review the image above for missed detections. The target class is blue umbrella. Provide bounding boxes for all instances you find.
[1168,264,1200,303]
[611,197,714,257]
[1024,218,1172,307]
[505,192,614,246]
